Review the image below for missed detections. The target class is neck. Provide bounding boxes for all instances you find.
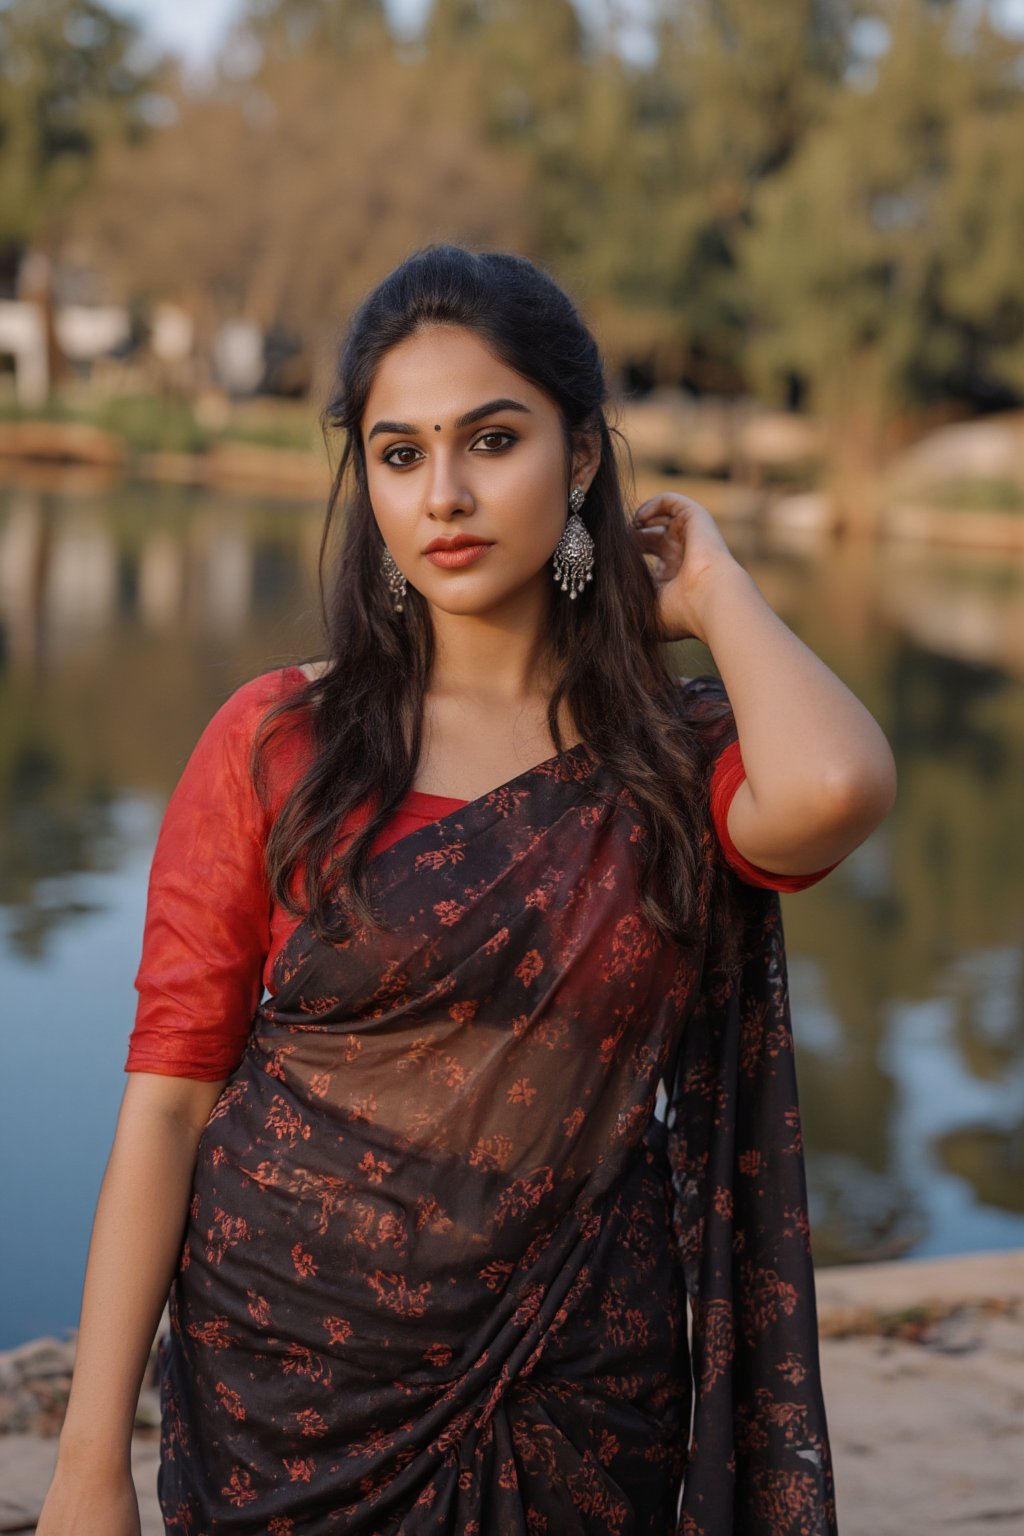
[425,588,558,706]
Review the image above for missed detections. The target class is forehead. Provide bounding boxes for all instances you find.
[363,325,554,423]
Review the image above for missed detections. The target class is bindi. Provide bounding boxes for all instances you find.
[434,424,441,432]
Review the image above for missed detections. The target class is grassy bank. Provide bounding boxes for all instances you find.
[0,389,320,459]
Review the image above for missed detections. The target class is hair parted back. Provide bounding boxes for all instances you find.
[254,243,741,966]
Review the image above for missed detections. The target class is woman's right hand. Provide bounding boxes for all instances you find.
[32,1074,216,1536]
[34,1462,141,1536]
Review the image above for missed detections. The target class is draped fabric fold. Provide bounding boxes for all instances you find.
[156,678,837,1535]
[666,882,838,1535]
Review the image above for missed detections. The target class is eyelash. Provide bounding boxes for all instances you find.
[381,429,517,468]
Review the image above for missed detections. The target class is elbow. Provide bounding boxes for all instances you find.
[822,749,898,835]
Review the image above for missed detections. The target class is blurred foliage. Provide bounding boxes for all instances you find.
[242,0,392,59]
[0,388,327,453]
[0,388,209,451]
[69,32,534,346]
[0,0,165,249]
[741,4,1024,434]
[4,0,1024,433]
[90,393,210,453]
[932,477,1024,512]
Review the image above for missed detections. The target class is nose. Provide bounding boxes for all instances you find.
[425,448,475,520]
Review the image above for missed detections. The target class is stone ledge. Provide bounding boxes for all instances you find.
[815,1246,1024,1319]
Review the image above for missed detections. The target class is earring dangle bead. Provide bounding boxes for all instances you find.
[553,486,595,600]
[380,547,407,613]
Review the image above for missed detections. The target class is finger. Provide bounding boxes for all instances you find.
[632,514,673,535]
[632,495,678,518]
[635,523,682,552]
[632,498,671,521]
[633,492,704,520]
[633,506,686,529]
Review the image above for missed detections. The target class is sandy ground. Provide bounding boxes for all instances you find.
[2,1248,1022,1535]
[813,1250,1024,1535]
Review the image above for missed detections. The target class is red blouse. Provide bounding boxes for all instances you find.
[124,667,837,1081]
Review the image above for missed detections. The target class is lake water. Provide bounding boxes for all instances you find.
[2,473,1022,1350]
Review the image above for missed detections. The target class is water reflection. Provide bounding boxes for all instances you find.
[1,474,1022,1343]
[2,752,119,960]
[0,486,320,669]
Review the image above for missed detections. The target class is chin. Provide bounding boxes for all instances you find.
[425,589,506,618]
[419,564,553,621]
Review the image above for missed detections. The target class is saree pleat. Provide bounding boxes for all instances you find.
[156,678,837,1536]
[665,887,837,1535]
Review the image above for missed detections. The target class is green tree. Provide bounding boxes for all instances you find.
[740,2,1024,461]
[236,0,392,63]
[931,43,1024,401]
[630,0,860,386]
[0,0,163,248]
[424,0,585,258]
[523,0,863,388]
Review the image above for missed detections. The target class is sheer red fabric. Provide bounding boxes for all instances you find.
[125,668,836,1082]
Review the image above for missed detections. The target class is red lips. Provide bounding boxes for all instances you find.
[423,535,493,553]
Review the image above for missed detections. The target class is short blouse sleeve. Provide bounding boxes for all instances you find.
[124,671,296,1081]
[678,674,840,893]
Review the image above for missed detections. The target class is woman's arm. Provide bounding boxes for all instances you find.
[35,1071,226,1533]
[635,493,897,876]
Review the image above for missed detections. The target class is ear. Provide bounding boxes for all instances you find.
[570,428,602,497]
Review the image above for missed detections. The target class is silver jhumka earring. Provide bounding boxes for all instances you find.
[553,485,595,599]
[381,547,407,612]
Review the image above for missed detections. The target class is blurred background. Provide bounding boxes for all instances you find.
[1,0,1022,1353]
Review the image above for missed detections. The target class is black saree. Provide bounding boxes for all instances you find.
[156,678,838,1536]
[665,882,837,1536]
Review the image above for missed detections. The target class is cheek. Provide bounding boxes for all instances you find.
[502,445,570,523]
[366,471,412,541]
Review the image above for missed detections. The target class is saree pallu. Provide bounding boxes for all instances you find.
[157,687,838,1535]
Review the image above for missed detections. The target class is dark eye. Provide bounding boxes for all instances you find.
[473,430,516,452]
[382,444,422,468]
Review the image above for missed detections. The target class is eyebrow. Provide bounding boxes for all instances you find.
[366,397,532,442]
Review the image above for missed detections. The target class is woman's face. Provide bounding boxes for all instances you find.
[361,324,597,621]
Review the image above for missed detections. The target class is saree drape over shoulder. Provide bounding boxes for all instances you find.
[140,674,838,1536]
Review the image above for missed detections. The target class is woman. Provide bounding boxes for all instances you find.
[40,245,896,1535]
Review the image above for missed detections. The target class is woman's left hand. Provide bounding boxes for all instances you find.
[631,491,740,645]
[633,492,898,874]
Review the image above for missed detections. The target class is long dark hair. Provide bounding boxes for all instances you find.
[254,244,740,964]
